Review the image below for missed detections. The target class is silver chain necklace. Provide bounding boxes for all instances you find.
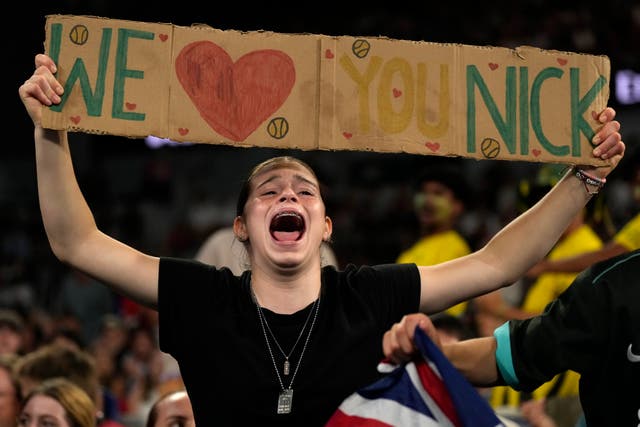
[261,298,316,377]
[253,290,320,415]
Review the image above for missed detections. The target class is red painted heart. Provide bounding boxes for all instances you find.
[532,148,541,157]
[125,102,136,110]
[175,41,296,141]
[392,88,402,98]
[342,132,353,139]
[70,116,81,124]
[325,49,334,59]
[159,34,168,42]
[425,141,440,152]
[488,63,499,70]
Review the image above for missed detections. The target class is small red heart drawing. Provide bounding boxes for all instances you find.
[488,63,499,70]
[176,41,295,142]
[342,132,353,139]
[125,102,137,110]
[178,128,189,136]
[325,49,334,59]
[70,116,81,124]
[392,88,402,98]
[556,58,567,66]
[532,149,541,157]
[159,34,168,42]
[425,141,440,152]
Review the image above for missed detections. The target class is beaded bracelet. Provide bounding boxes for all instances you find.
[574,168,606,195]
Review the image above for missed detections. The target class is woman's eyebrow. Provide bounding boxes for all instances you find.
[293,174,319,189]
[255,174,282,190]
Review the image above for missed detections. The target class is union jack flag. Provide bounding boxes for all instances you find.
[326,327,506,427]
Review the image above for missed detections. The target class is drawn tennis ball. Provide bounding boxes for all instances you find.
[69,25,89,45]
[352,39,371,58]
[480,137,501,159]
[267,117,289,139]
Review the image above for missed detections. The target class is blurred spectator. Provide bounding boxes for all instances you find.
[0,310,25,356]
[13,343,124,427]
[92,316,128,357]
[431,313,473,345]
[469,289,536,338]
[395,162,472,318]
[88,316,129,427]
[48,325,86,351]
[18,378,96,427]
[52,269,118,346]
[145,389,195,427]
[527,146,640,276]
[118,326,164,427]
[0,354,20,427]
[194,226,243,270]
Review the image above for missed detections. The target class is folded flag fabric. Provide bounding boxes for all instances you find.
[326,327,505,427]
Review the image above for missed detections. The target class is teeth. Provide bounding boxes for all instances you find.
[276,211,300,218]
[270,211,304,236]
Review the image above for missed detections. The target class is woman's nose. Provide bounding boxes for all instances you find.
[279,187,297,202]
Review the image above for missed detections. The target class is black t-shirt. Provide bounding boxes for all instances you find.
[158,259,421,426]
[495,249,640,426]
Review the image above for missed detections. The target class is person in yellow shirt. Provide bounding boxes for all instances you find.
[397,164,534,331]
[396,163,471,318]
[527,150,640,276]
[520,211,603,314]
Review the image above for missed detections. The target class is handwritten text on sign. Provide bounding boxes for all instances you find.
[41,15,611,165]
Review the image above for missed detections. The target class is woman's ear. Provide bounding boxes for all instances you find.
[233,216,248,242]
[323,216,333,242]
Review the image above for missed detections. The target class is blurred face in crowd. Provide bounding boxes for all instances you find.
[149,391,195,427]
[413,180,463,233]
[0,325,22,356]
[17,379,95,427]
[0,366,19,427]
[18,394,70,427]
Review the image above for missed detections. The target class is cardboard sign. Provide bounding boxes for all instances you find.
[41,14,611,165]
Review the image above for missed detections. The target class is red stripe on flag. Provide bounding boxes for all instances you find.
[415,361,462,427]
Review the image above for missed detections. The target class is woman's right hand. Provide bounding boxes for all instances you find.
[382,313,440,365]
[18,54,64,126]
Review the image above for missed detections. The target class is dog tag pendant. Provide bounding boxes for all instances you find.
[277,389,293,414]
[283,360,290,375]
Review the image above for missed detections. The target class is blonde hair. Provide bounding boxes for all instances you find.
[22,378,96,427]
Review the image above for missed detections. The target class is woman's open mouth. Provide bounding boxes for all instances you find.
[270,211,305,242]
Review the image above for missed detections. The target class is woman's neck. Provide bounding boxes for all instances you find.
[250,266,322,314]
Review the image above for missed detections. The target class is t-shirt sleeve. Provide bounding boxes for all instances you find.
[158,257,221,357]
[494,267,609,391]
[344,263,421,327]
